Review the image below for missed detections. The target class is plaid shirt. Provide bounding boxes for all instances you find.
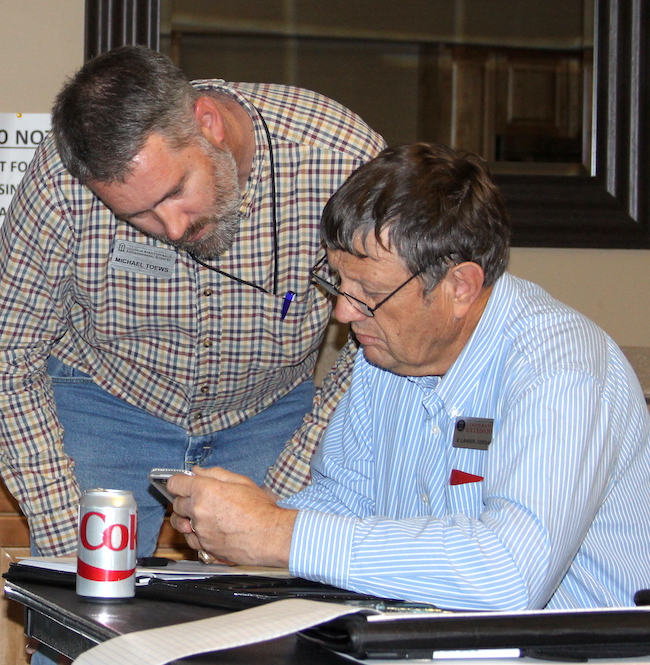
[0,80,385,555]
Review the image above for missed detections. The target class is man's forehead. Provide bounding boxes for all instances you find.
[327,242,407,281]
[328,229,388,260]
[87,135,187,214]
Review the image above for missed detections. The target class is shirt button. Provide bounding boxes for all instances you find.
[203,289,213,296]
[195,412,203,420]
[422,494,429,503]
[432,425,440,435]
[203,339,213,348]
[200,385,209,394]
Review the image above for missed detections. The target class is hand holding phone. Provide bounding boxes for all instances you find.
[148,468,194,502]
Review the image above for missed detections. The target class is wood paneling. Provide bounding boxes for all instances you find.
[418,44,583,163]
[1,546,31,665]
[1,481,30,664]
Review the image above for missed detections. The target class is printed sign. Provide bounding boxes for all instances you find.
[0,113,51,226]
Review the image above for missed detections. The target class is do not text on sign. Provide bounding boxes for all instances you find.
[0,113,51,226]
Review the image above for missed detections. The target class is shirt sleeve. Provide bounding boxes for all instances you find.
[0,167,81,556]
[282,365,625,611]
[263,336,358,497]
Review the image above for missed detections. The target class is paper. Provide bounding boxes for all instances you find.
[16,555,293,582]
[71,598,364,665]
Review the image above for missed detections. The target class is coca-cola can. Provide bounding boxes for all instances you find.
[76,488,137,601]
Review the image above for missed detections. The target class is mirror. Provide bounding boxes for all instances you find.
[160,0,591,177]
[85,0,649,248]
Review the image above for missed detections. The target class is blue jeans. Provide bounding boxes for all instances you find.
[46,357,315,558]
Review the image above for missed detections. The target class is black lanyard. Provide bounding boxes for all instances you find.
[190,106,279,296]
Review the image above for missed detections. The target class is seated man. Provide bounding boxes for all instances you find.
[168,142,650,611]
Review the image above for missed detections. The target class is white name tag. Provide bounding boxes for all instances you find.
[110,240,177,279]
[453,417,494,450]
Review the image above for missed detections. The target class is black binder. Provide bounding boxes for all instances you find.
[299,606,650,660]
[136,574,398,611]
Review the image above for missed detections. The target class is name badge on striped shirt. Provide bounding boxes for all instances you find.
[453,417,493,450]
[110,240,177,279]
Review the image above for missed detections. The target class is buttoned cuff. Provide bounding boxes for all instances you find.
[288,509,357,589]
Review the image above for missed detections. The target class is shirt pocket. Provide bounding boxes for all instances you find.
[444,447,487,519]
[250,287,332,370]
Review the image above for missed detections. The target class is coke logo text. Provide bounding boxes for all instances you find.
[80,511,136,551]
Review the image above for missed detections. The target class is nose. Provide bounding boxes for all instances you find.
[154,203,190,241]
[333,295,368,324]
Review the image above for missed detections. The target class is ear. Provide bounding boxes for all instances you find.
[194,96,227,146]
[446,262,486,318]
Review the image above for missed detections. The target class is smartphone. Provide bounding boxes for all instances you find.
[148,468,194,502]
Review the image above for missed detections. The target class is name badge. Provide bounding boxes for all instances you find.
[110,240,177,279]
[453,417,494,450]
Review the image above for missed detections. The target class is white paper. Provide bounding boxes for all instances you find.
[16,555,293,582]
[71,598,363,665]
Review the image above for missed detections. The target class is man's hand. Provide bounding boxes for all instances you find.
[167,467,296,568]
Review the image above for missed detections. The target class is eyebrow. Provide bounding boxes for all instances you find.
[116,176,186,220]
[337,270,391,296]
[330,259,390,287]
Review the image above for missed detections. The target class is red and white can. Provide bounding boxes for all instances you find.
[76,488,137,600]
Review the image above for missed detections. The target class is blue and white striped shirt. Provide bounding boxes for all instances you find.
[281,272,650,610]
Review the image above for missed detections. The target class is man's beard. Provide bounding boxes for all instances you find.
[146,140,242,260]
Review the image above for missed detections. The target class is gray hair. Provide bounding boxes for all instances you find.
[52,45,201,184]
[321,142,511,290]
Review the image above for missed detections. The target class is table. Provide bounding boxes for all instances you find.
[6,578,650,665]
[3,579,342,664]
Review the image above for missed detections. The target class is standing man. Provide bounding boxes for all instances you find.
[169,143,650,610]
[0,45,384,558]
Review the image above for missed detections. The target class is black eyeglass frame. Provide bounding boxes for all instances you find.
[310,255,425,317]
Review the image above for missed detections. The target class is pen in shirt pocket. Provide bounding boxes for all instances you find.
[281,290,296,320]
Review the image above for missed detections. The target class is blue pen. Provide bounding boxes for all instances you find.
[281,291,296,320]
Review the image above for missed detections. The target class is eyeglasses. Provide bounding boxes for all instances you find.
[310,255,424,317]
